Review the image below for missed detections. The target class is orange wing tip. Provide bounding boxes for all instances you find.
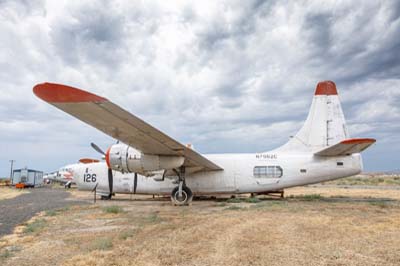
[79,158,100,164]
[340,138,376,145]
[315,80,338,95]
[33,82,108,103]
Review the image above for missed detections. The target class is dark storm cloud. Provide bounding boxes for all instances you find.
[302,2,400,85]
[50,2,126,67]
[387,0,400,22]
[195,1,270,50]
[303,13,332,54]
[188,2,275,107]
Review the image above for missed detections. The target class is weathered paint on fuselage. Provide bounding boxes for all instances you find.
[71,151,362,196]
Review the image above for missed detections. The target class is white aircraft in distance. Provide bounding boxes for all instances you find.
[43,158,100,188]
[33,81,376,205]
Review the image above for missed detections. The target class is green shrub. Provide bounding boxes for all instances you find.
[57,206,70,212]
[146,213,162,223]
[24,219,46,233]
[45,210,57,216]
[225,205,242,210]
[0,250,12,259]
[369,201,389,208]
[90,237,113,250]
[226,197,243,203]
[103,206,124,214]
[245,197,261,203]
[303,194,322,200]
[119,229,135,240]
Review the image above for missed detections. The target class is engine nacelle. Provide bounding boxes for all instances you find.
[105,144,184,175]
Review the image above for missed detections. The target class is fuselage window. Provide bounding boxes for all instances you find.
[337,162,344,166]
[253,166,283,178]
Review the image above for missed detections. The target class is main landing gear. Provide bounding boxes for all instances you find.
[100,194,112,200]
[64,181,72,189]
[171,166,193,205]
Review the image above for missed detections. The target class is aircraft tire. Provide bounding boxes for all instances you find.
[171,185,193,206]
[101,195,112,200]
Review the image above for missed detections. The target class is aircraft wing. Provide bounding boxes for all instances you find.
[314,138,376,156]
[33,83,223,172]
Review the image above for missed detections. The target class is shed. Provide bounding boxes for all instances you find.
[12,168,43,188]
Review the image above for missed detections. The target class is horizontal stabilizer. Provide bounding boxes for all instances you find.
[315,138,376,156]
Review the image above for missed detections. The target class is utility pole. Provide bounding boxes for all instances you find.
[9,160,15,185]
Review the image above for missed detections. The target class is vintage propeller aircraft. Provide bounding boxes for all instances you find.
[43,158,99,188]
[33,81,375,205]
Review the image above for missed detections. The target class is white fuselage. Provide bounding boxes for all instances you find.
[71,151,362,196]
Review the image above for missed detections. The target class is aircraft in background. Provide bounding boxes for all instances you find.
[34,81,376,205]
[43,158,99,188]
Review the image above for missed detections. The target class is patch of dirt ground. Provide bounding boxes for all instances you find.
[1,186,400,266]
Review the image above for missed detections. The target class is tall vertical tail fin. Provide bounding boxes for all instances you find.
[280,81,349,152]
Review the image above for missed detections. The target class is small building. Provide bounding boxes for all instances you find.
[12,168,43,188]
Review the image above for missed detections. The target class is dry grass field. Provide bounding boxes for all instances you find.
[322,174,400,186]
[1,180,400,266]
[0,187,29,201]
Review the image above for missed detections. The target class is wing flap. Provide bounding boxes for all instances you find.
[34,83,223,171]
[315,138,376,156]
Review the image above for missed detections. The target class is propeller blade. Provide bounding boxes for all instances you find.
[91,142,106,155]
[108,168,113,198]
[134,173,137,194]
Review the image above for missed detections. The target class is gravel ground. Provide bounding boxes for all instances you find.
[0,188,87,236]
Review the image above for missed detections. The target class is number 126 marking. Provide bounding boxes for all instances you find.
[84,173,97,182]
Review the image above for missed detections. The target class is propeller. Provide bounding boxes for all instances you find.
[90,142,112,199]
[91,142,106,155]
[90,142,140,198]
[134,173,137,194]
[108,168,113,199]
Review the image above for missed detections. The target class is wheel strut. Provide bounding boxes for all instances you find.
[178,166,185,197]
[171,166,193,205]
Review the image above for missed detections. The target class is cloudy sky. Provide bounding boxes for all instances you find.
[0,0,399,176]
